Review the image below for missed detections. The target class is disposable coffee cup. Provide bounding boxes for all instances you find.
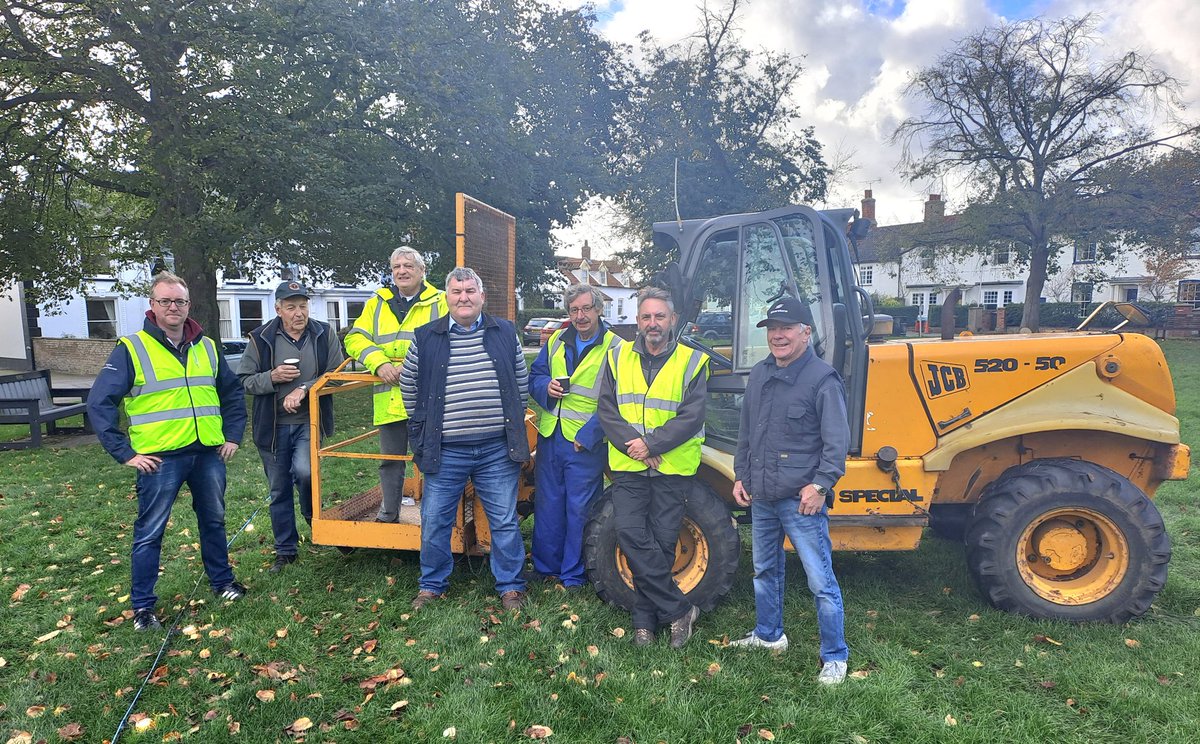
[555,376,571,393]
[282,357,300,368]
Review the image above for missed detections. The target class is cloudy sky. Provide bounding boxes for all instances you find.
[553,0,1200,254]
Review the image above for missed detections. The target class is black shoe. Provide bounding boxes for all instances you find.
[270,554,297,573]
[132,608,162,631]
[214,581,247,601]
[632,628,655,647]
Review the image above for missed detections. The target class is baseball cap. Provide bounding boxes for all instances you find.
[275,280,310,301]
[756,296,813,327]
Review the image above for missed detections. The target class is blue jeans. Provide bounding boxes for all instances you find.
[131,450,234,610]
[750,497,848,662]
[532,431,605,586]
[418,438,526,595]
[258,423,312,556]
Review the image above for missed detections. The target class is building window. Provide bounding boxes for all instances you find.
[983,290,998,308]
[921,249,935,271]
[347,300,366,324]
[1122,286,1139,302]
[86,298,117,339]
[928,292,939,306]
[1002,290,1014,305]
[327,301,343,332]
[1178,280,1200,308]
[911,292,924,306]
[992,246,1011,265]
[1072,282,1094,314]
[1074,242,1096,263]
[218,300,233,339]
[859,266,873,286]
[616,298,624,318]
[239,299,264,337]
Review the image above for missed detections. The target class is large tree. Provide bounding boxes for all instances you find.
[0,0,624,332]
[894,15,1196,330]
[612,0,829,279]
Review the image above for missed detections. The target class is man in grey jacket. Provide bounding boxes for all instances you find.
[727,296,850,685]
[238,281,344,572]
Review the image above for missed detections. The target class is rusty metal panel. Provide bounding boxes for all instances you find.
[456,193,516,322]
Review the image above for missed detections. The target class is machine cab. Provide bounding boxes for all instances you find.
[653,206,873,454]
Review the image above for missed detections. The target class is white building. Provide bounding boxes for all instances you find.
[852,191,1200,318]
[35,258,380,344]
[551,241,639,326]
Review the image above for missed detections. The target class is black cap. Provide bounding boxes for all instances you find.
[275,280,310,301]
[756,296,813,327]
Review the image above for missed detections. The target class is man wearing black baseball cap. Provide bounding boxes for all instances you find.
[726,295,851,685]
[238,280,344,572]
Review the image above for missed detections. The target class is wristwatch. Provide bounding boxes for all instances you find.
[812,484,829,499]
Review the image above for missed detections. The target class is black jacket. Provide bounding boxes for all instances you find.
[734,347,849,503]
[243,317,338,452]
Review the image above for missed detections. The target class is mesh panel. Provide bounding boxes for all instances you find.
[456,193,516,322]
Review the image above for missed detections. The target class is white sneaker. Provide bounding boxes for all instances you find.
[728,631,788,652]
[817,660,848,685]
[401,496,416,507]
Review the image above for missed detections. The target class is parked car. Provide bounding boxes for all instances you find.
[692,311,732,340]
[539,318,567,346]
[522,317,556,346]
[221,340,247,369]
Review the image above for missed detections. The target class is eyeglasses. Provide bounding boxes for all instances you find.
[568,304,596,316]
[152,298,190,308]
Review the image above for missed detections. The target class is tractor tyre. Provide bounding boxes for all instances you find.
[965,458,1170,623]
[583,480,740,612]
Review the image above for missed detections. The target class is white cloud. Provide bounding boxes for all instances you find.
[550,0,1199,253]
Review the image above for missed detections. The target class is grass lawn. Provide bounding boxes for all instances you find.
[1,342,1198,743]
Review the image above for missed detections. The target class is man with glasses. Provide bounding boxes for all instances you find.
[88,272,248,631]
[528,285,621,588]
[344,247,448,522]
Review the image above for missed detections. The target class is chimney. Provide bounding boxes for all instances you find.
[581,240,591,262]
[924,194,945,223]
[861,189,876,223]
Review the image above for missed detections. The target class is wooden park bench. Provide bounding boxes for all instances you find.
[0,370,92,450]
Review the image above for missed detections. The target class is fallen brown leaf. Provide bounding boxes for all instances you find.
[758,729,776,741]
[56,722,84,741]
[1124,638,1141,649]
[11,583,31,601]
[525,724,554,739]
[255,689,276,703]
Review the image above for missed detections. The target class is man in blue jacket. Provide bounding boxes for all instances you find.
[87,272,248,631]
[238,281,344,572]
[527,285,621,588]
[398,267,530,611]
[727,296,850,685]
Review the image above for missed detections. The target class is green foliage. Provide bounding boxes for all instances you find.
[0,0,625,331]
[613,0,829,279]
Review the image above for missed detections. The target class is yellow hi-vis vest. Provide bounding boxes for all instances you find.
[607,341,709,476]
[343,281,448,424]
[533,328,623,442]
[119,331,224,454]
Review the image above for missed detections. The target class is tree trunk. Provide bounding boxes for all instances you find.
[1021,239,1050,331]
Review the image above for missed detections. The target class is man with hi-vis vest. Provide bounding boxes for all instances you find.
[87,272,248,632]
[344,247,448,522]
[528,285,622,588]
[597,286,709,648]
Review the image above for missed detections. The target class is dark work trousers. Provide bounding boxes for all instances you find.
[376,421,409,522]
[611,471,692,629]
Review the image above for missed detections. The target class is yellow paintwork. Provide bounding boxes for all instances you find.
[923,361,1181,471]
[861,342,937,457]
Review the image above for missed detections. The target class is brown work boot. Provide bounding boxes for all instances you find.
[411,590,445,610]
[632,628,655,647]
[500,590,527,611]
[669,606,700,649]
